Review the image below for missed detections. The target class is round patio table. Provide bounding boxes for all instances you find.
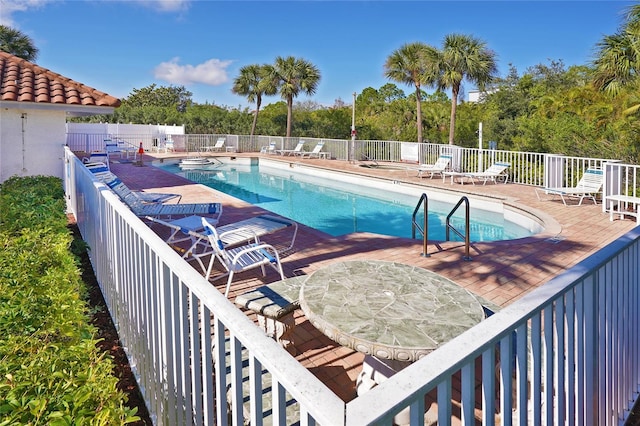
[300,261,486,426]
[299,260,485,363]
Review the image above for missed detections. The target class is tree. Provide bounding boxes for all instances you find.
[384,42,439,142]
[593,4,640,113]
[378,83,406,103]
[124,84,192,112]
[232,64,278,137]
[273,56,321,137]
[0,25,38,61]
[436,34,498,144]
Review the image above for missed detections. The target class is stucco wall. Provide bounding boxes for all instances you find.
[66,122,184,136]
[0,108,66,183]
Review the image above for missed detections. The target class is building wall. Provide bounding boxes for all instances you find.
[66,122,185,136]
[0,108,66,183]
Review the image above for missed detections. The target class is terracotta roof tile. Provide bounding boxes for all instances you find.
[0,51,121,108]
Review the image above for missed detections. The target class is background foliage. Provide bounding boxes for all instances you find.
[73,58,640,164]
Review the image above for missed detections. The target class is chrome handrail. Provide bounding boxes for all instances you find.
[446,196,472,261]
[411,193,430,257]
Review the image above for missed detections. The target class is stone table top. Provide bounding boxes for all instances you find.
[299,260,485,362]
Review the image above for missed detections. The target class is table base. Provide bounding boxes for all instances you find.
[257,313,296,355]
[356,355,437,425]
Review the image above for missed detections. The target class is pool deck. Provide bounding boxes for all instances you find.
[105,151,637,403]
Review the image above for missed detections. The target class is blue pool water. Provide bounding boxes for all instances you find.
[156,160,538,241]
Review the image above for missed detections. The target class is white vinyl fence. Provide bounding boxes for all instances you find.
[63,146,640,425]
[66,133,618,189]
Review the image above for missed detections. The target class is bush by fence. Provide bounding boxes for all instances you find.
[0,176,140,425]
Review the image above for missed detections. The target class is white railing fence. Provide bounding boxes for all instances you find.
[63,147,344,426]
[66,133,618,189]
[66,133,163,153]
[346,226,640,424]
[63,146,640,425]
[603,162,640,207]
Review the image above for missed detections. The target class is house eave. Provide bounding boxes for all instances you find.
[0,101,115,117]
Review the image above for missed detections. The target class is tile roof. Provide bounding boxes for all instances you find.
[0,51,121,108]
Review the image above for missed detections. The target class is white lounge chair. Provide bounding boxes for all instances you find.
[535,168,603,206]
[84,161,112,178]
[83,151,109,167]
[105,139,136,159]
[102,178,222,219]
[416,155,452,178]
[85,164,182,204]
[277,141,305,156]
[455,162,511,185]
[146,214,297,276]
[103,176,182,205]
[298,141,329,159]
[260,141,277,154]
[201,217,285,297]
[205,138,226,152]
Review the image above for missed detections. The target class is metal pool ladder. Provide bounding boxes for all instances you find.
[412,194,472,260]
[412,193,430,257]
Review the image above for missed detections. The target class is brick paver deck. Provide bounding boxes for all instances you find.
[105,151,636,404]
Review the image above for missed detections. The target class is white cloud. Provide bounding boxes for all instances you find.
[136,0,190,13]
[154,57,233,86]
[0,0,51,27]
[0,0,190,28]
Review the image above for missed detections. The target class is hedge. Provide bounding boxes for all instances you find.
[0,176,139,425]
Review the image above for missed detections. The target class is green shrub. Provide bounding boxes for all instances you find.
[0,176,67,235]
[0,176,139,425]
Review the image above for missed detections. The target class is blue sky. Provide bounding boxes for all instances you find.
[1,1,636,109]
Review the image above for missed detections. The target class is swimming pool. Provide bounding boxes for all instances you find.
[155,158,543,241]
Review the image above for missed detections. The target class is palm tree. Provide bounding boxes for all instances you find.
[273,56,321,137]
[0,25,38,61]
[384,42,440,143]
[593,5,640,113]
[437,34,497,144]
[232,64,278,137]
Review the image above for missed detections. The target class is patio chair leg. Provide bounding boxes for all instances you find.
[205,254,218,279]
[224,273,235,297]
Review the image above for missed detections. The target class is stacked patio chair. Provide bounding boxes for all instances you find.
[201,217,285,297]
[146,214,297,276]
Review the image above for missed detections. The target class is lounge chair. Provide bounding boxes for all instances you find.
[277,141,305,156]
[298,141,329,159]
[83,151,110,167]
[260,141,277,154]
[146,214,297,276]
[84,161,112,178]
[204,137,226,152]
[104,139,136,159]
[447,162,511,185]
[85,164,182,204]
[201,217,285,297]
[102,177,222,219]
[104,176,182,205]
[535,168,603,206]
[416,155,452,178]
